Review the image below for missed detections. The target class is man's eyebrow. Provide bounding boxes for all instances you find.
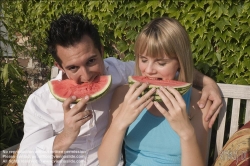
[88,54,98,59]
[65,55,98,69]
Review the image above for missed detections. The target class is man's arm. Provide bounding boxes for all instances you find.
[52,96,92,164]
[193,69,223,128]
[17,93,92,165]
[17,95,57,166]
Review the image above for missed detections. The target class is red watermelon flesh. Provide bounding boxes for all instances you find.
[48,75,112,103]
[128,76,191,101]
[129,76,190,87]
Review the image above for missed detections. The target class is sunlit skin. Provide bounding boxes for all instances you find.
[52,35,105,162]
[138,53,180,116]
[139,54,180,81]
[55,35,105,84]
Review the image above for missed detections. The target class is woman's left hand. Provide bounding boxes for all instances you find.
[154,86,194,140]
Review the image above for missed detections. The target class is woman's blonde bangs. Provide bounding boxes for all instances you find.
[134,17,193,82]
[135,29,174,59]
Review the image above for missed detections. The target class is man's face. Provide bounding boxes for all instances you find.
[56,35,105,84]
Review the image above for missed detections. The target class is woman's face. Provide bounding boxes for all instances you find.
[138,53,180,80]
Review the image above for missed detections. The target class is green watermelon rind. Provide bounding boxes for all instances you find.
[48,75,112,103]
[128,76,191,101]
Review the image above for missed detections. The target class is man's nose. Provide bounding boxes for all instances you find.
[79,67,92,83]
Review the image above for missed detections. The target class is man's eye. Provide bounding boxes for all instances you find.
[87,58,96,65]
[69,66,78,71]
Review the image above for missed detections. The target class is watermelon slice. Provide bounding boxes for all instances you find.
[128,76,191,101]
[48,75,112,103]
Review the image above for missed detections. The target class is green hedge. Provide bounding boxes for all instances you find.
[0,18,30,149]
[3,0,250,84]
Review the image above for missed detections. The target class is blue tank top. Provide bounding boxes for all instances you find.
[124,88,192,166]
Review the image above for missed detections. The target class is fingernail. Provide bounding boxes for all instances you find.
[72,96,76,100]
[85,96,89,100]
[199,104,204,108]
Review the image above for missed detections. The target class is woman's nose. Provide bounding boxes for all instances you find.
[145,64,156,74]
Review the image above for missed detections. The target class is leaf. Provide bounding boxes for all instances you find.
[227,56,236,67]
[244,46,250,55]
[146,1,161,10]
[216,4,224,18]
[2,64,9,86]
[215,19,231,32]
[216,73,225,82]
[231,31,240,43]
[186,1,196,11]
[209,2,218,17]
[216,52,221,63]
[233,78,249,85]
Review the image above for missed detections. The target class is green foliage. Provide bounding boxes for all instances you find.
[0,63,29,150]
[2,0,250,85]
[0,22,30,150]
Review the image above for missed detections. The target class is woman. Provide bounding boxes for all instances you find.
[98,17,211,166]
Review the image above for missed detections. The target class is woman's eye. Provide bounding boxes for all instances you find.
[141,59,147,63]
[158,62,166,66]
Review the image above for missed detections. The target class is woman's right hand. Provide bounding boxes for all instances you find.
[154,86,194,140]
[114,82,156,130]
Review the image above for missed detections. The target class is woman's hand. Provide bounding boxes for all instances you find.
[154,86,194,140]
[114,82,156,130]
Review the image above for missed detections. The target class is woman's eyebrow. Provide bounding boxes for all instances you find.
[139,55,147,58]
[156,58,171,61]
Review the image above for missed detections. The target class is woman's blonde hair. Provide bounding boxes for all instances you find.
[134,17,193,83]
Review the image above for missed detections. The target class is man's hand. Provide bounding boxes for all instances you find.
[53,95,93,163]
[63,95,93,142]
[198,83,223,128]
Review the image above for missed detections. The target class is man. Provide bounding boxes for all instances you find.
[17,13,222,165]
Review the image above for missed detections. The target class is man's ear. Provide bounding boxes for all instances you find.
[54,62,64,72]
[101,45,104,58]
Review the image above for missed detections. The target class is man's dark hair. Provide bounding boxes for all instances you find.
[47,13,102,65]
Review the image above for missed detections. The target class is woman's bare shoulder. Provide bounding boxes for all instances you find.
[112,85,129,101]
[114,84,129,96]
[190,87,211,121]
[110,84,129,113]
[190,87,201,103]
[189,87,202,118]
